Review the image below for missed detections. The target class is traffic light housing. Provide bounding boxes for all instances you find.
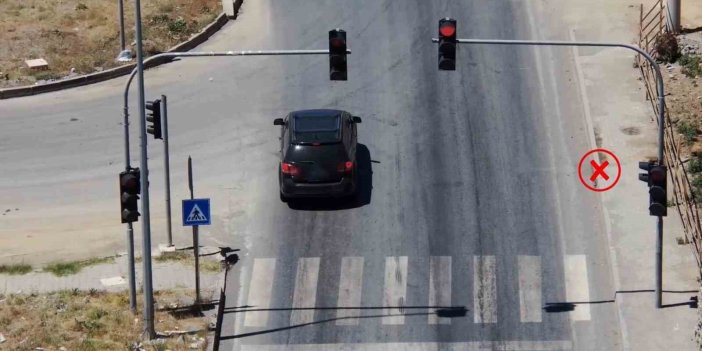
[146,99,162,139]
[638,161,667,217]
[119,168,141,223]
[438,18,457,71]
[329,29,347,81]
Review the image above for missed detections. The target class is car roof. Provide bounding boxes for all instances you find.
[289,109,345,144]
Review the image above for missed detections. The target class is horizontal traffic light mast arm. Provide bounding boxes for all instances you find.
[121,49,352,169]
[431,37,665,164]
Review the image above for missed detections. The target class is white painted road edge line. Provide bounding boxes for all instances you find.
[383,256,408,325]
[428,256,452,325]
[565,255,591,321]
[240,340,574,351]
[518,255,542,323]
[336,256,364,325]
[243,258,276,327]
[474,255,497,324]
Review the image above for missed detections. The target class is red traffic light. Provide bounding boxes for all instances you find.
[330,38,345,48]
[650,167,665,182]
[440,24,456,37]
[121,174,139,192]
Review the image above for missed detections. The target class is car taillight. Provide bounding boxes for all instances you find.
[281,162,299,176]
[337,161,353,174]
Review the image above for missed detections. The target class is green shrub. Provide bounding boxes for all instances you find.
[689,157,702,173]
[168,18,188,34]
[677,121,698,143]
[679,54,702,78]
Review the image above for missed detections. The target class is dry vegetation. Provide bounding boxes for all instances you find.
[0,289,211,350]
[0,0,221,88]
[664,51,702,199]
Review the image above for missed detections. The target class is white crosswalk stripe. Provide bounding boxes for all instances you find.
[290,257,321,325]
[428,256,452,325]
[336,257,364,325]
[243,258,277,327]
[383,256,408,325]
[473,255,497,324]
[565,254,591,321]
[518,255,542,323]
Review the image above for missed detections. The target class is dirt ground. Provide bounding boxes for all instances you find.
[0,289,210,350]
[0,0,221,88]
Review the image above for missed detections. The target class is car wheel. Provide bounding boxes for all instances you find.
[280,192,288,203]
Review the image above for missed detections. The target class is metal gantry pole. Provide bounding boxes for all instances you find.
[433,38,666,308]
[134,0,155,339]
[119,48,351,335]
[161,95,173,248]
[122,64,136,315]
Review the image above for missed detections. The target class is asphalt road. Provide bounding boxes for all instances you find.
[0,0,623,349]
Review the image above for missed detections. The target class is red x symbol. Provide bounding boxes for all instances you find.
[590,160,609,182]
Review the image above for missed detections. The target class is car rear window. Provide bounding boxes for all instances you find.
[293,115,340,144]
[285,143,347,163]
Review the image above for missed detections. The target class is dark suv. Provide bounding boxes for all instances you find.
[274,109,362,201]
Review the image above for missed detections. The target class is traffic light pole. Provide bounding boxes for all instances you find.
[120,47,351,339]
[133,0,155,339]
[161,95,173,248]
[433,37,666,308]
[121,74,137,315]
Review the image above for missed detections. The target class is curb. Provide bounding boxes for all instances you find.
[0,7,237,100]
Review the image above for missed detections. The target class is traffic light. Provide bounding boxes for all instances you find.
[119,168,141,223]
[146,99,162,139]
[438,18,457,71]
[638,161,667,216]
[329,29,347,81]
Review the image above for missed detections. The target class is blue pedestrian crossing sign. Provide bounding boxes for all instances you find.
[182,198,211,226]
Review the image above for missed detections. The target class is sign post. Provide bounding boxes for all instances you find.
[183,157,211,306]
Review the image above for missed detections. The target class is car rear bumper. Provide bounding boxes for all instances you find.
[281,176,356,198]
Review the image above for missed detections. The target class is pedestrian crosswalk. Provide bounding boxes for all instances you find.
[238,254,592,329]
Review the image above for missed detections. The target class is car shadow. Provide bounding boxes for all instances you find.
[286,143,373,211]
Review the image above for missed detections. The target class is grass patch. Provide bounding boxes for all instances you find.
[154,251,223,272]
[680,54,702,78]
[0,263,32,275]
[677,121,698,143]
[689,157,702,173]
[44,256,115,277]
[0,290,209,350]
[155,250,191,262]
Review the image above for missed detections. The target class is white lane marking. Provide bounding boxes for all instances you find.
[473,255,497,324]
[383,256,408,325]
[243,258,276,327]
[336,256,364,325]
[290,257,321,325]
[565,255,591,321]
[240,340,573,351]
[428,256,452,325]
[518,255,542,323]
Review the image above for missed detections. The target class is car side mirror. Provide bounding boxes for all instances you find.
[273,118,285,126]
[352,116,362,123]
